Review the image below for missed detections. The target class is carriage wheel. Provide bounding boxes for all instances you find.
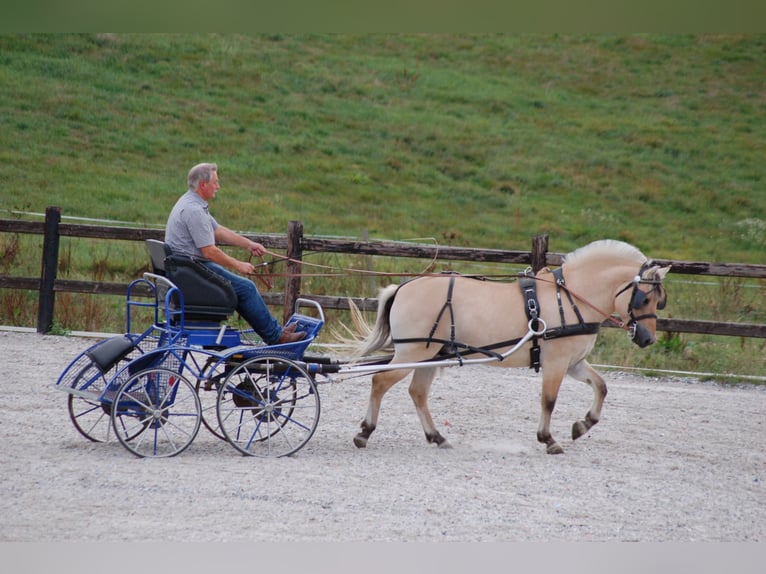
[216,356,320,457]
[66,358,137,443]
[111,368,201,458]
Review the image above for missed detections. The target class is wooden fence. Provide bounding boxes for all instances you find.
[1,206,765,338]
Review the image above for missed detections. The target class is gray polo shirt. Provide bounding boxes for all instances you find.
[165,190,219,258]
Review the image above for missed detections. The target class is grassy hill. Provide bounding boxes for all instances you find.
[2,34,765,259]
[1,34,764,378]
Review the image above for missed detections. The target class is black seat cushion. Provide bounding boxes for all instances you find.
[86,335,136,372]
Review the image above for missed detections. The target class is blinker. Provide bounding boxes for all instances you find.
[630,289,647,310]
[630,283,666,311]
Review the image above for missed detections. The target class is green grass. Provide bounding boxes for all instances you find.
[1,33,765,380]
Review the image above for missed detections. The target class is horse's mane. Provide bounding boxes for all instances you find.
[563,239,647,267]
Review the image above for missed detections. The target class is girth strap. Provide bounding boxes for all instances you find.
[427,274,457,350]
[394,273,470,363]
[519,272,542,372]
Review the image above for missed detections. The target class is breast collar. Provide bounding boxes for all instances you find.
[519,268,602,372]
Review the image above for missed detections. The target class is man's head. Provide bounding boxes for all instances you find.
[188,163,219,200]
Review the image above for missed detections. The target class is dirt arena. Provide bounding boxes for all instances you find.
[0,330,763,543]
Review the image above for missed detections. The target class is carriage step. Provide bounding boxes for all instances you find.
[55,387,103,401]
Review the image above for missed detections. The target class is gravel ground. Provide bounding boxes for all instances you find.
[0,330,764,543]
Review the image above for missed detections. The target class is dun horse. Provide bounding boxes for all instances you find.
[353,239,669,454]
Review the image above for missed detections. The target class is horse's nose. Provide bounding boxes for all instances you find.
[632,323,656,348]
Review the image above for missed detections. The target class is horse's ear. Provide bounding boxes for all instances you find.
[656,265,671,280]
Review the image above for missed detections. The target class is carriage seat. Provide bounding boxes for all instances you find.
[146,239,237,322]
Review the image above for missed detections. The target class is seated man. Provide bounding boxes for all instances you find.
[165,162,305,345]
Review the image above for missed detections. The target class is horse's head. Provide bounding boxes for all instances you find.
[616,262,671,348]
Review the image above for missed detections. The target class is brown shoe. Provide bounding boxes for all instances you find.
[276,328,306,345]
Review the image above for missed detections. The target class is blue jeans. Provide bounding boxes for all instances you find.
[203,262,282,344]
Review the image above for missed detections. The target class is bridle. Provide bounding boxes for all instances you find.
[526,260,666,347]
[614,261,667,345]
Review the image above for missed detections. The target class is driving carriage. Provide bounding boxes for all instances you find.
[55,239,329,458]
[55,238,669,458]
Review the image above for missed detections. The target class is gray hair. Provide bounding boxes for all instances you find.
[187,163,218,192]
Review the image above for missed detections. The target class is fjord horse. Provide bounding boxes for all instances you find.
[353,239,669,454]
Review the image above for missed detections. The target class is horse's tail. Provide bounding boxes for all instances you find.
[355,284,399,357]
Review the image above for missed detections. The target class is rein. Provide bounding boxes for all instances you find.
[249,249,523,282]
[529,271,628,330]
[530,262,666,345]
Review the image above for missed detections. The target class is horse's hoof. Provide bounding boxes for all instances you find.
[572,420,588,441]
[438,440,453,449]
[353,435,368,449]
[546,442,564,455]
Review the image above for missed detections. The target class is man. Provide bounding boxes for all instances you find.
[165,162,305,345]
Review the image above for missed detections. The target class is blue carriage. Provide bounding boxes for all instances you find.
[55,240,326,458]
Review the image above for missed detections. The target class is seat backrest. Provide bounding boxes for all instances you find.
[146,239,172,276]
[144,239,237,321]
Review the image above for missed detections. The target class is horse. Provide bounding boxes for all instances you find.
[352,239,670,454]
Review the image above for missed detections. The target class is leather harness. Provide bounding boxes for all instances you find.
[392,270,602,371]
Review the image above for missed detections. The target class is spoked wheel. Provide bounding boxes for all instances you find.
[111,368,201,458]
[216,356,320,457]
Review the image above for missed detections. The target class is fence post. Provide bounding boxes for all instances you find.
[283,220,303,323]
[37,206,62,334]
[361,229,375,297]
[531,233,549,273]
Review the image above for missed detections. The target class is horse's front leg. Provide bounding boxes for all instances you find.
[567,360,607,441]
[537,364,567,454]
[408,367,451,448]
[354,368,411,448]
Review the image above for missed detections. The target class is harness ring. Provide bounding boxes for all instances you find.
[529,317,547,336]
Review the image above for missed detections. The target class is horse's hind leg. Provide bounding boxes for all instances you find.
[568,360,607,441]
[538,364,567,454]
[354,368,411,448]
[408,367,451,448]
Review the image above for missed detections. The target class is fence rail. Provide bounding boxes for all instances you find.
[1,206,765,338]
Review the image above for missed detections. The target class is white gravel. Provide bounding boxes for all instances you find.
[1,330,764,543]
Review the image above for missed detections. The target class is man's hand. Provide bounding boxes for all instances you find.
[234,259,256,275]
[247,241,266,257]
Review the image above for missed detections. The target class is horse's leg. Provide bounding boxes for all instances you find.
[567,360,608,441]
[537,363,567,455]
[353,368,411,448]
[408,367,451,448]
